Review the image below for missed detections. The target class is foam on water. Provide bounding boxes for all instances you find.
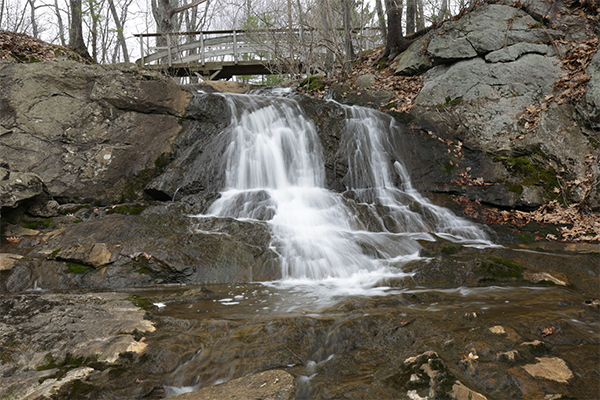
[196,91,494,301]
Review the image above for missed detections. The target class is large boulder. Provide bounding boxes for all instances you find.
[384,2,600,209]
[0,61,190,203]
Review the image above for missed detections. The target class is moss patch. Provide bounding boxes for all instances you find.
[300,75,325,91]
[20,218,52,230]
[124,295,155,311]
[495,148,561,202]
[66,262,93,274]
[479,257,526,280]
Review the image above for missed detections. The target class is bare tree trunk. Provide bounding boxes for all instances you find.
[438,0,448,22]
[0,0,4,28]
[406,0,415,35]
[375,0,387,44]
[151,0,208,48]
[69,0,92,59]
[27,0,38,38]
[88,0,98,60]
[107,0,130,62]
[54,0,66,45]
[383,0,408,60]
[341,0,354,74]
[416,0,425,31]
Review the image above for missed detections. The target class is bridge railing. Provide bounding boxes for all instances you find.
[135,29,295,68]
[134,28,381,74]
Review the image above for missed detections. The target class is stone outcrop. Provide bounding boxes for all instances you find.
[0,293,155,399]
[385,3,600,209]
[0,61,190,204]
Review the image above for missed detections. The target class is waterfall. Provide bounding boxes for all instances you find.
[203,91,491,285]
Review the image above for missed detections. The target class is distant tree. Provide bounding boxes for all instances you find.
[151,0,210,48]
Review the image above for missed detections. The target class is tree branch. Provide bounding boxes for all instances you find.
[170,0,209,17]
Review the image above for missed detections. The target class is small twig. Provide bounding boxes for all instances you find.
[388,319,416,333]
[283,345,304,365]
[556,176,569,205]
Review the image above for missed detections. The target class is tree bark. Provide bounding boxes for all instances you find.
[107,0,130,62]
[69,0,92,59]
[152,0,209,48]
[375,0,387,44]
[416,0,425,31]
[54,0,66,45]
[341,0,354,73]
[438,0,448,22]
[383,0,408,60]
[27,0,37,38]
[406,0,415,35]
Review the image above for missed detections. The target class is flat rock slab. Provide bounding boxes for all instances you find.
[171,370,296,400]
[522,357,574,383]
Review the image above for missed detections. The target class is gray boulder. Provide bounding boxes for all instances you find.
[0,61,190,203]
[427,5,551,61]
[0,168,45,208]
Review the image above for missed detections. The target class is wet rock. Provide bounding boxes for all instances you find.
[0,293,155,399]
[0,62,186,203]
[489,325,506,335]
[0,253,23,271]
[21,204,280,289]
[385,351,487,400]
[523,271,568,286]
[0,169,46,208]
[171,370,296,400]
[522,357,574,383]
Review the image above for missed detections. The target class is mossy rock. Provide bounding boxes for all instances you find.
[300,75,325,91]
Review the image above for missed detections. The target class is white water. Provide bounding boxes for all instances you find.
[199,91,493,297]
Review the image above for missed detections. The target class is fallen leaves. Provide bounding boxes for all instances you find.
[0,30,89,64]
[518,33,598,134]
[6,236,20,243]
[298,47,424,114]
[455,196,600,242]
[540,325,559,338]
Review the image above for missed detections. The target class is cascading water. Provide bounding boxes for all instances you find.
[201,90,492,294]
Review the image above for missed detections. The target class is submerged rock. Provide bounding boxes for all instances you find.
[171,370,296,400]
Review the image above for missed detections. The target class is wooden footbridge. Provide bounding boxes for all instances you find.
[134,28,379,80]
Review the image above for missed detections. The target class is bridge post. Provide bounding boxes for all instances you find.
[166,33,172,67]
[200,32,205,66]
[139,35,144,65]
[233,30,238,65]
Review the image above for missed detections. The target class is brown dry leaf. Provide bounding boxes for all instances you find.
[6,236,20,243]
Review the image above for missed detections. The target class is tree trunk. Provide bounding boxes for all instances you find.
[107,0,130,62]
[69,0,92,59]
[383,0,408,60]
[54,0,66,45]
[27,0,37,38]
[406,0,415,35]
[375,0,387,44]
[341,0,354,73]
[88,0,98,60]
[151,0,209,48]
[416,0,425,31]
[438,0,448,22]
